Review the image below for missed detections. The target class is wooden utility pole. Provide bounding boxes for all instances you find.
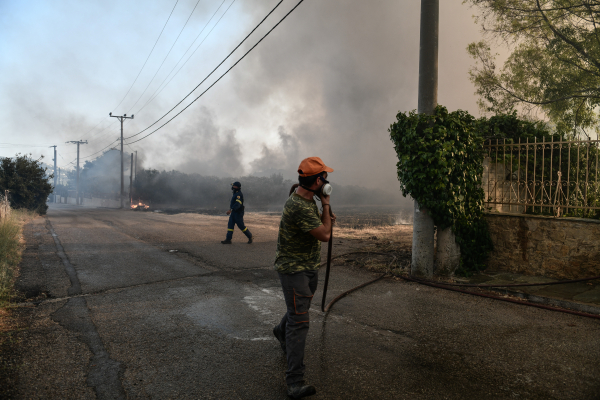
[129,153,134,207]
[66,140,88,205]
[109,112,134,208]
[134,151,137,182]
[412,0,438,277]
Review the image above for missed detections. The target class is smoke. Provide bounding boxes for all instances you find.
[249,126,300,177]
[80,149,132,195]
[163,106,245,176]
[1,0,484,211]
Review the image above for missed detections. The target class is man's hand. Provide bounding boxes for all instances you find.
[226,209,232,215]
[330,211,337,225]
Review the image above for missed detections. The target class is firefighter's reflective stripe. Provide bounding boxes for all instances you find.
[236,199,242,204]
[228,229,234,231]
[243,227,248,232]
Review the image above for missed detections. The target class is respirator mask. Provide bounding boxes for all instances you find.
[301,174,332,197]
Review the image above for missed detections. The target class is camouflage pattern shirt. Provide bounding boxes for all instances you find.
[274,193,323,274]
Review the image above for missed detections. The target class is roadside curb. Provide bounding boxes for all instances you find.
[489,287,600,317]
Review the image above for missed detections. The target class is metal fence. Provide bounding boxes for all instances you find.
[483,137,600,217]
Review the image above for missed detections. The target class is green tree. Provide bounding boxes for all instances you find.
[0,154,53,214]
[466,0,600,136]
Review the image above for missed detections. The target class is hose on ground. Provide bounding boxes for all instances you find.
[322,251,600,320]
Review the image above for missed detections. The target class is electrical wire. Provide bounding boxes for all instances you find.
[0,143,57,148]
[60,138,119,170]
[79,1,179,142]
[133,0,234,115]
[80,138,121,160]
[125,0,300,144]
[112,0,180,113]
[125,0,285,140]
[82,120,120,142]
[124,0,204,113]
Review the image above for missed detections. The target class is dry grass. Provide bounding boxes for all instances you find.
[0,209,36,307]
[336,222,413,242]
[0,195,10,221]
[334,223,413,275]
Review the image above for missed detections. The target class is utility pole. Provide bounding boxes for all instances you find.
[66,140,88,206]
[129,153,134,207]
[49,145,57,202]
[134,150,137,182]
[109,112,134,208]
[412,0,438,277]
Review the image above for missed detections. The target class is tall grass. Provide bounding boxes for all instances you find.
[0,207,35,306]
[0,214,20,305]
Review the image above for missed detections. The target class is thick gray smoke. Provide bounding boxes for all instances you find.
[170,106,245,176]
[149,0,482,203]
[2,0,483,210]
[249,126,300,177]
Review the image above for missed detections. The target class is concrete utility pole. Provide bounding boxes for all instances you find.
[413,0,439,277]
[66,140,88,205]
[109,112,134,208]
[49,145,57,202]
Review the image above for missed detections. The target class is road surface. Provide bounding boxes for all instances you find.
[9,204,600,399]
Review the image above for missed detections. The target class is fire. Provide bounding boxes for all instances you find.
[131,199,150,210]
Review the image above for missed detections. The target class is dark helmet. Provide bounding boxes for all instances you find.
[231,181,241,189]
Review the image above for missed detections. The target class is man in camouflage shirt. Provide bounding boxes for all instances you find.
[273,157,335,399]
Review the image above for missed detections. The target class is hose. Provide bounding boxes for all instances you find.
[322,251,600,320]
[402,274,600,320]
[327,251,600,288]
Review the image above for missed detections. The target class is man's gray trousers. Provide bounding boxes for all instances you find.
[276,270,318,385]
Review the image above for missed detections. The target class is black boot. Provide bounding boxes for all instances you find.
[287,382,316,399]
[221,239,232,244]
[247,235,253,244]
[272,325,286,354]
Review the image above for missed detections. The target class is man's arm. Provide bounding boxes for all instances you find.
[231,196,243,212]
[309,198,335,242]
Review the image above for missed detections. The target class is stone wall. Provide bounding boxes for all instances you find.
[485,213,600,279]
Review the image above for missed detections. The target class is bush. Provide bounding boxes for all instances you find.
[0,154,53,214]
[389,105,494,274]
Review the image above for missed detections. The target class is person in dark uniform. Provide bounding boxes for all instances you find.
[221,181,253,244]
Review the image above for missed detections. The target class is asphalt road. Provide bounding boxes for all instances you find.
[11,204,600,399]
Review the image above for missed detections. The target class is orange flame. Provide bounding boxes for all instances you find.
[131,199,150,210]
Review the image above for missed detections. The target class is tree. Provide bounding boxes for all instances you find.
[467,0,600,136]
[0,154,53,214]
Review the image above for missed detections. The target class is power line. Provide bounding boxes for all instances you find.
[81,138,121,160]
[133,0,233,115]
[0,143,57,148]
[61,138,119,170]
[78,1,178,141]
[84,120,120,142]
[125,0,288,141]
[111,0,180,113]
[123,0,204,113]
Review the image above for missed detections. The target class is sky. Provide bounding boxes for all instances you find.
[0,0,488,201]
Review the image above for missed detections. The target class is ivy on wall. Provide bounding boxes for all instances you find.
[389,105,493,275]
